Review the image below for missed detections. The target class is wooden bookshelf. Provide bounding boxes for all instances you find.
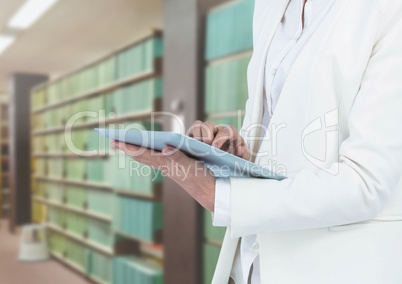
[30,31,165,284]
[32,153,108,159]
[0,98,10,219]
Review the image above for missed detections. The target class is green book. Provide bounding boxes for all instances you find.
[205,55,251,114]
[87,219,114,247]
[47,182,65,203]
[87,190,112,217]
[65,185,87,208]
[204,209,226,244]
[205,0,254,60]
[203,243,221,284]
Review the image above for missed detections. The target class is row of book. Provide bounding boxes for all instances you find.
[113,256,163,284]
[114,196,163,243]
[204,0,254,282]
[34,182,113,217]
[48,233,163,284]
[46,196,163,246]
[205,54,250,114]
[65,237,88,270]
[48,231,112,283]
[31,36,163,110]
[87,250,113,283]
[32,129,105,154]
[47,206,114,248]
[32,120,157,155]
[109,78,162,117]
[116,36,163,81]
[205,0,254,61]
[33,156,162,196]
[105,154,163,195]
[32,78,162,131]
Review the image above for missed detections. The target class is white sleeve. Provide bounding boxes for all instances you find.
[229,15,402,238]
[212,178,231,227]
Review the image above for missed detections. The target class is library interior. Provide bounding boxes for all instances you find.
[0,0,253,283]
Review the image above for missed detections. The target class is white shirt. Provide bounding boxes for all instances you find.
[213,0,337,283]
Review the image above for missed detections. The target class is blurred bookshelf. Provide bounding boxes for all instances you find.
[0,98,10,219]
[203,0,254,283]
[30,31,164,284]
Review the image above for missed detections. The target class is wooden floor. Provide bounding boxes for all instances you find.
[0,219,89,284]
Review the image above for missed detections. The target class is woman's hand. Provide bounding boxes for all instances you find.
[111,141,216,212]
[188,120,251,161]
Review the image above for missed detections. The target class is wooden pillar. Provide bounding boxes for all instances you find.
[9,73,48,232]
[163,0,229,283]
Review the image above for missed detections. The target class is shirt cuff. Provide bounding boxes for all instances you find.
[212,177,231,227]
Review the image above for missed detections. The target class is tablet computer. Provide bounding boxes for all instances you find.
[95,128,285,180]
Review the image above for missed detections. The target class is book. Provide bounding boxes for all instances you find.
[113,256,163,284]
[205,55,250,114]
[114,196,162,242]
[205,0,254,60]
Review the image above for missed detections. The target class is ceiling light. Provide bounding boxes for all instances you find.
[8,0,59,30]
[0,35,16,55]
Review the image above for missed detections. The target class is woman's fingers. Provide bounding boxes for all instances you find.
[187,121,250,159]
[212,125,239,151]
[188,120,203,139]
[188,121,218,144]
[200,121,218,144]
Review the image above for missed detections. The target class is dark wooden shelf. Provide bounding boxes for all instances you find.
[114,185,162,202]
[115,230,163,246]
[32,153,107,159]
[139,242,164,260]
[32,175,112,191]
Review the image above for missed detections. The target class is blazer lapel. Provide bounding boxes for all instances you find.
[255,0,351,172]
[268,0,351,129]
[247,0,291,159]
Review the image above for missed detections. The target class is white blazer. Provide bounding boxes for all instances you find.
[212,0,402,283]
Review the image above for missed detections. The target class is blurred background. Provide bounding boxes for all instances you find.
[0,0,254,283]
